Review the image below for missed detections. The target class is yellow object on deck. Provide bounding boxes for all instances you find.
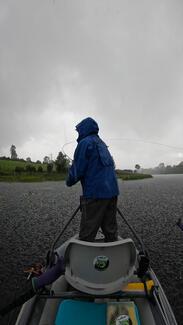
[123,280,154,292]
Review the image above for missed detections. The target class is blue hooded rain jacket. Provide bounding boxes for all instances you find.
[66,117,119,199]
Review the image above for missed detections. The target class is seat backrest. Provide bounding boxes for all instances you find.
[64,238,137,295]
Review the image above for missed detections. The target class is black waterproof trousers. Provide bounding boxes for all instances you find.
[79,196,118,242]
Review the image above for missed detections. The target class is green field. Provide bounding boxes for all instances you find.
[0,159,62,182]
[0,159,47,173]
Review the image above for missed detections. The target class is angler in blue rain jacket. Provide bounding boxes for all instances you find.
[66,117,119,198]
[66,117,119,242]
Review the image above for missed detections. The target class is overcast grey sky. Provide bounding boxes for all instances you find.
[1,0,183,168]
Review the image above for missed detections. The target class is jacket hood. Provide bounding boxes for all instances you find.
[76,117,99,142]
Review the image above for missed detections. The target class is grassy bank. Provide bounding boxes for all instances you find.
[117,173,153,181]
[0,159,48,173]
[0,173,66,182]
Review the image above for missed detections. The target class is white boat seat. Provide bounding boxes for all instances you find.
[64,238,137,295]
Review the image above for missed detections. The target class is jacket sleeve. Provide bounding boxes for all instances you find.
[66,140,89,187]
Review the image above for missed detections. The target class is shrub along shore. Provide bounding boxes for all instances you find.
[118,173,153,181]
[0,159,152,182]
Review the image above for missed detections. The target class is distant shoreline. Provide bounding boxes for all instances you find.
[0,173,153,182]
[0,159,153,182]
[0,173,66,182]
[117,173,153,181]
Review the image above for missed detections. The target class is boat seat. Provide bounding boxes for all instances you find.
[64,238,137,295]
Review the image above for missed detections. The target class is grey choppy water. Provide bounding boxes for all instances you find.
[0,175,183,324]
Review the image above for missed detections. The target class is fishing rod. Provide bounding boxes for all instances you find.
[61,141,74,162]
[61,138,183,161]
[105,137,183,151]
[47,205,81,266]
[117,207,146,253]
[117,207,150,278]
